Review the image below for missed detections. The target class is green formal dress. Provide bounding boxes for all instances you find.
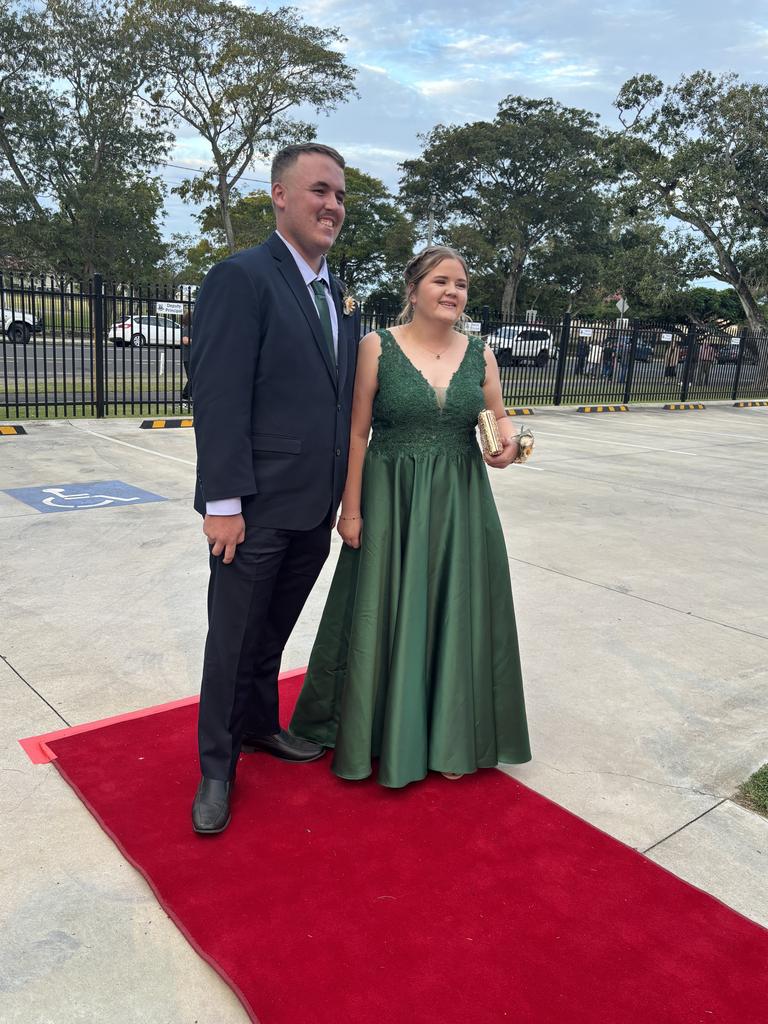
[290,329,531,787]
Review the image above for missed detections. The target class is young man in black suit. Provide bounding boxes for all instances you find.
[189,143,360,833]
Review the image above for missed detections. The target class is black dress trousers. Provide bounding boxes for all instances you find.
[197,520,332,781]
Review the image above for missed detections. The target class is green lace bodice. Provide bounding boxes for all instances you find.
[368,328,487,458]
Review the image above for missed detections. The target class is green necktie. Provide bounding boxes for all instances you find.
[310,278,336,368]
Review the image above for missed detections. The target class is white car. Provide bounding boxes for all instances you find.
[3,308,43,344]
[486,325,556,367]
[108,314,183,348]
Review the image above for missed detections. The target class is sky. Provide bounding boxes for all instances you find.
[160,0,768,242]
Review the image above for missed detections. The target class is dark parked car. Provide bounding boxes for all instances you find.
[715,338,758,364]
[604,329,653,362]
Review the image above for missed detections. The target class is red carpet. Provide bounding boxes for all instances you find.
[42,677,768,1023]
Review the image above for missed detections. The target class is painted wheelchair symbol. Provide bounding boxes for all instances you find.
[40,487,142,509]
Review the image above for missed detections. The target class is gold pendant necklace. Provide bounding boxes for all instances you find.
[413,338,452,359]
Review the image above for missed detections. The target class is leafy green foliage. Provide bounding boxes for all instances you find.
[326,168,414,293]
[176,167,414,294]
[0,0,170,279]
[614,70,768,331]
[138,0,357,252]
[400,96,609,316]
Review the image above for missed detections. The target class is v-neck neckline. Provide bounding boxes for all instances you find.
[382,328,472,409]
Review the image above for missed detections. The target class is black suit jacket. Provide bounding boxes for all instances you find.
[190,233,360,530]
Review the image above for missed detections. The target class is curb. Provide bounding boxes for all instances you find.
[0,424,27,435]
[505,407,534,416]
[577,405,628,414]
[140,418,194,429]
[663,403,705,411]
[734,401,768,408]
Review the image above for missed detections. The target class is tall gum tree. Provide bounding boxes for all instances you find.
[177,167,414,295]
[399,96,607,317]
[614,70,768,337]
[138,0,356,253]
[0,0,170,279]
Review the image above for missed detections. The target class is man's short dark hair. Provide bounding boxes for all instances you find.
[271,143,345,183]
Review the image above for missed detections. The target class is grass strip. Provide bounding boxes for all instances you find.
[735,763,768,818]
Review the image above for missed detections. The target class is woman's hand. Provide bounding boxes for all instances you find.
[484,434,519,469]
[337,514,363,548]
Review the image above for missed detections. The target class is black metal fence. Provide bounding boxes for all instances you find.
[2,272,767,419]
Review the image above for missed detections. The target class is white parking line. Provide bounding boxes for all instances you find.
[555,419,768,444]
[535,430,699,457]
[71,424,196,466]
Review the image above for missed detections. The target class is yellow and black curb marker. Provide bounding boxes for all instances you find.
[140,418,194,429]
[577,405,629,414]
[505,407,534,416]
[0,424,27,435]
[734,400,768,408]
[664,403,705,411]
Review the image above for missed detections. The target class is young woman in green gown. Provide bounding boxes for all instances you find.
[290,246,531,787]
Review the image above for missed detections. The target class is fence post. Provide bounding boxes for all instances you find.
[93,273,105,418]
[731,328,746,401]
[481,304,490,336]
[622,319,641,405]
[553,312,571,406]
[680,323,697,403]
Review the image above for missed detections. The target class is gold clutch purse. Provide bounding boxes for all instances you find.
[478,410,535,463]
[478,409,503,456]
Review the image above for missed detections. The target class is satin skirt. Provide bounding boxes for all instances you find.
[290,449,531,788]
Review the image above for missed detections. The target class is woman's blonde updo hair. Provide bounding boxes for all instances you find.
[397,245,470,325]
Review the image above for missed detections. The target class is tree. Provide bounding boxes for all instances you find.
[656,286,745,327]
[325,168,414,293]
[184,167,414,294]
[614,70,768,332]
[399,96,608,316]
[140,0,356,252]
[0,0,170,279]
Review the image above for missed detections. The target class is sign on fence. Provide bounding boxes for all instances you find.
[156,301,184,315]
[465,321,483,332]
[578,328,594,338]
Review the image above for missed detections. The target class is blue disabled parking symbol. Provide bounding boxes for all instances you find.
[3,480,167,514]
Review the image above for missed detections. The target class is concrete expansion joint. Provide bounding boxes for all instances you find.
[642,799,731,855]
[1,652,71,727]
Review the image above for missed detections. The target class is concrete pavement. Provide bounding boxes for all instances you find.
[1,404,767,1022]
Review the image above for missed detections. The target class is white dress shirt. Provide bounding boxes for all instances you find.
[206,233,339,517]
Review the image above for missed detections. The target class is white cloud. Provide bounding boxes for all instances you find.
[157,0,768,239]
[443,36,528,57]
[414,77,482,97]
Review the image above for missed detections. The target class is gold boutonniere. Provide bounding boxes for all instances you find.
[343,294,357,317]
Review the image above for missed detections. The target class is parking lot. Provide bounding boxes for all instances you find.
[1,403,767,1023]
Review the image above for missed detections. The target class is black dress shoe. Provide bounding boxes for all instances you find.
[192,777,232,834]
[241,728,324,762]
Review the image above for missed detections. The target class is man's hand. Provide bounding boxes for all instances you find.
[483,434,520,470]
[203,513,245,564]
